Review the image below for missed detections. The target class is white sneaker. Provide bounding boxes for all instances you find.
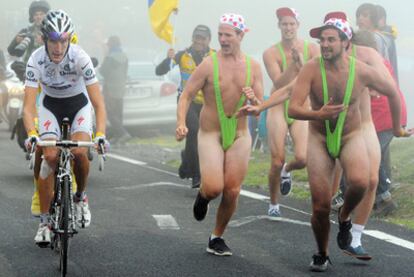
[280,163,292,196]
[34,223,51,247]
[75,196,91,228]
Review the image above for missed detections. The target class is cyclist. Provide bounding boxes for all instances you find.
[23,10,107,246]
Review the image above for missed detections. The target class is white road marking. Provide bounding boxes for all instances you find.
[110,152,414,251]
[153,215,180,230]
[363,230,414,251]
[107,153,146,165]
[113,182,188,190]
[229,215,311,227]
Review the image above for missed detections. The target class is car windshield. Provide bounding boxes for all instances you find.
[128,62,162,81]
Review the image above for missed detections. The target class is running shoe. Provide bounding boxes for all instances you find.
[331,192,344,212]
[206,237,232,256]
[193,191,209,221]
[74,196,91,228]
[191,176,201,189]
[337,207,352,250]
[280,163,292,196]
[309,253,331,272]
[343,245,372,261]
[34,223,51,247]
[267,207,281,217]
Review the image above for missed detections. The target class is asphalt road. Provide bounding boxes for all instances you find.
[0,126,413,277]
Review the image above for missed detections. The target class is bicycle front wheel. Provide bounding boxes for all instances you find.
[59,176,71,277]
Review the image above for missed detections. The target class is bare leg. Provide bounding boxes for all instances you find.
[197,130,225,201]
[285,118,308,172]
[71,132,91,193]
[38,144,59,214]
[307,131,336,255]
[353,123,380,225]
[266,105,288,205]
[339,133,371,223]
[214,132,251,236]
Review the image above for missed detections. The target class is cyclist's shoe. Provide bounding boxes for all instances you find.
[331,192,344,212]
[31,178,40,217]
[193,191,209,221]
[280,163,292,196]
[337,207,352,250]
[343,245,372,261]
[309,253,331,272]
[35,223,51,248]
[74,196,91,228]
[206,237,232,256]
[267,207,281,217]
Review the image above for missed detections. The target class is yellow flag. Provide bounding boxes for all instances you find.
[148,0,178,44]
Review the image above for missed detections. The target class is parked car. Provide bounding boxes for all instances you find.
[122,61,179,126]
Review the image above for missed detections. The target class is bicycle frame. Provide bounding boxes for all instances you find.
[28,117,105,277]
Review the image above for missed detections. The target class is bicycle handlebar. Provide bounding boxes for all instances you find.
[28,140,106,171]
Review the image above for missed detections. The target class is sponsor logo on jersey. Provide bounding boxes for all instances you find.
[46,68,56,78]
[43,120,52,131]
[77,116,85,126]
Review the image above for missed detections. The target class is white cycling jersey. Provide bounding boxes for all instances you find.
[25,44,98,98]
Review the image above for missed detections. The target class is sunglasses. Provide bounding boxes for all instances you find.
[48,32,70,41]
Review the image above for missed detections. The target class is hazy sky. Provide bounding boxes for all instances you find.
[1,0,413,122]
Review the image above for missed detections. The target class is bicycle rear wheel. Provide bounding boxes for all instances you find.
[59,176,70,277]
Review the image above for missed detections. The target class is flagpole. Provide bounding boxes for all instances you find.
[170,8,178,70]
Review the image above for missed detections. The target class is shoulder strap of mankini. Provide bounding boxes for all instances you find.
[303,40,309,62]
[343,56,356,106]
[235,55,251,111]
[276,43,287,71]
[319,57,329,105]
[211,52,226,115]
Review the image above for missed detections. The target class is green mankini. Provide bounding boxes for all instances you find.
[211,52,251,151]
[319,56,356,158]
[276,41,309,125]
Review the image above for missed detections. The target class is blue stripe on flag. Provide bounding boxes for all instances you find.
[148,0,154,7]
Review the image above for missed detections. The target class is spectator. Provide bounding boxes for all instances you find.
[156,25,214,188]
[99,35,130,144]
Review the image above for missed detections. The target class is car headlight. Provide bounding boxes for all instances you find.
[8,86,25,96]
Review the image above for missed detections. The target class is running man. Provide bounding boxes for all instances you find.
[262,7,319,217]
[176,13,263,256]
[288,15,408,271]
[335,26,411,260]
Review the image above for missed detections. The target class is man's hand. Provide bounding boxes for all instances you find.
[94,132,110,153]
[317,98,345,120]
[236,104,261,118]
[15,34,25,44]
[167,48,175,59]
[176,124,188,141]
[394,127,414,138]
[291,48,303,70]
[25,130,39,152]
[242,87,260,105]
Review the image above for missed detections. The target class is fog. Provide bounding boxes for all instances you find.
[1,0,413,123]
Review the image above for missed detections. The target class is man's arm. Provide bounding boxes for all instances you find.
[289,61,344,120]
[23,86,38,134]
[362,63,406,136]
[7,28,28,57]
[155,50,184,76]
[86,83,107,136]
[176,58,209,140]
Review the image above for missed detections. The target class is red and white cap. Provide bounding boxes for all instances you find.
[220,13,249,33]
[310,14,352,40]
[276,7,299,21]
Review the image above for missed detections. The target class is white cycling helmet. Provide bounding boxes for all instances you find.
[41,10,74,41]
